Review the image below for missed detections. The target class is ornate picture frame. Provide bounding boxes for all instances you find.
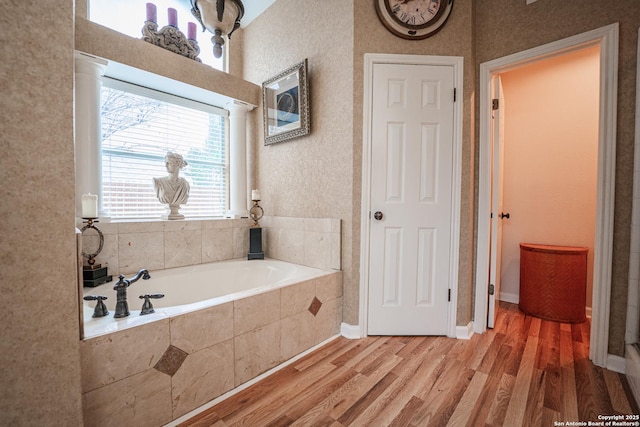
[262,59,310,145]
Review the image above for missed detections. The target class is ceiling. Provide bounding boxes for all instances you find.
[241,0,277,27]
[177,0,276,28]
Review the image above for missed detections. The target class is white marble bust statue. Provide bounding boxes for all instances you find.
[153,152,190,219]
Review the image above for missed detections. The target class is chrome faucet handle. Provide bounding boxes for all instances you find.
[139,293,164,315]
[83,295,109,318]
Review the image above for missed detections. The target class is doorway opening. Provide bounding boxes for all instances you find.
[474,24,619,369]
[496,44,600,313]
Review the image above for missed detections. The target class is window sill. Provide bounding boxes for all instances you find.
[107,217,247,223]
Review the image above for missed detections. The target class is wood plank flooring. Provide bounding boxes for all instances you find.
[179,302,639,426]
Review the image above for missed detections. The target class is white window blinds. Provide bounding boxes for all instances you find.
[101,78,228,219]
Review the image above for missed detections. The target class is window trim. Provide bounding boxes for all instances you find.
[102,77,229,118]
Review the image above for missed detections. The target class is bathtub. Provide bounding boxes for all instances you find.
[82,258,332,338]
[80,257,342,425]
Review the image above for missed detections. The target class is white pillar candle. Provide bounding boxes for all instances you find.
[251,189,261,201]
[82,193,98,218]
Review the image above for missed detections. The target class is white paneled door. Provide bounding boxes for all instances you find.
[367,62,455,335]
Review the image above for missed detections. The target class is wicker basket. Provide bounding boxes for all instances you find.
[519,243,588,323]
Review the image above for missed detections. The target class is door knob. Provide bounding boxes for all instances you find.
[373,211,384,221]
[499,212,510,219]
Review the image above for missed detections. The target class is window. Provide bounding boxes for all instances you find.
[101,78,228,219]
[89,0,224,70]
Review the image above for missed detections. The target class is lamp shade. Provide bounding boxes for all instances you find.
[190,0,244,58]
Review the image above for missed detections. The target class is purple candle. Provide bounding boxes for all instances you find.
[146,2,157,23]
[168,8,178,27]
[188,22,197,40]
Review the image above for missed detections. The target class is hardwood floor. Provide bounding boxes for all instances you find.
[179,302,639,426]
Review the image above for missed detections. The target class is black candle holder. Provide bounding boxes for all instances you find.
[248,200,264,260]
[141,21,201,63]
[81,218,103,268]
[249,200,264,227]
[81,218,113,287]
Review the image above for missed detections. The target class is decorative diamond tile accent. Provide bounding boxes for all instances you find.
[154,344,188,377]
[308,296,323,317]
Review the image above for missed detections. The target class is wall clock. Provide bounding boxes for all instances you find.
[374,0,454,40]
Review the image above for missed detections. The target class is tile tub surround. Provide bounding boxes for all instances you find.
[77,218,253,275]
[80,271,342,426]
[78,216,341,275]
[261,216,341,270]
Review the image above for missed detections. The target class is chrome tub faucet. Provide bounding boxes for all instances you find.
[113,269,151,318]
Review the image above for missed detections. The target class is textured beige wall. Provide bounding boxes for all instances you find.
[0,1,83,424]
[242,0,639,343]
[241,0,357,322]
[241,0,475,326]
[228,27,244,78]
[474,0,639,357]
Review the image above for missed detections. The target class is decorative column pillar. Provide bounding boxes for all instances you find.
[225,100,254,218]
[74,52,108,219]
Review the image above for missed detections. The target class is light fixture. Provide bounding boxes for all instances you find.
[190,0,244,59]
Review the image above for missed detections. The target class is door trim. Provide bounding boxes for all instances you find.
[474,23,619,369]
[360,53,464,338]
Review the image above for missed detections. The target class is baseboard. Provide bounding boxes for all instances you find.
[499,291,519,304]
[341,322,474,340]
[456,322,474,340]
[607,353,626,374]
[341,322,362,339]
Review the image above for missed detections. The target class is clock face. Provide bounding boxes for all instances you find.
[390,0,441,27]
[375,0,453,40]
